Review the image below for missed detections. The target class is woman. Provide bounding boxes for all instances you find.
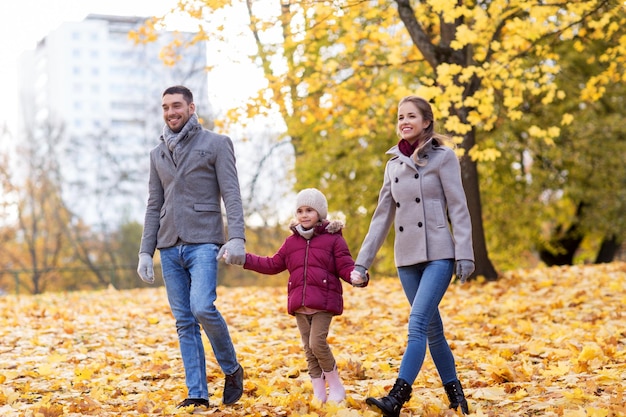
[351,96,474,416]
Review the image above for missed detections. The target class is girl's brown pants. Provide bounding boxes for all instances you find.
[295,311,336,378]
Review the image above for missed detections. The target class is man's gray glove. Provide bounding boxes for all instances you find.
[216,238,246,266]
[350,265,369,287]
[137,253,155,284]
[455,259,475,283]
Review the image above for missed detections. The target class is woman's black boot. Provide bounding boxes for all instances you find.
[444,380,469,414]
[366,378,412,417]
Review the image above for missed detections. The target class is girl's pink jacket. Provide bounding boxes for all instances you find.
[244,220,357,316]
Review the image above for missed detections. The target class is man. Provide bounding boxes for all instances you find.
[137,85,246,410]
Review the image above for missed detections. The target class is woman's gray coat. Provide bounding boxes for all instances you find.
[355,139,474,269]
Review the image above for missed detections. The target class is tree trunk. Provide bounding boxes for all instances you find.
[459,144,498,280]
[539,234,582,266]
[595,234,621,264]
[538,203,585,266]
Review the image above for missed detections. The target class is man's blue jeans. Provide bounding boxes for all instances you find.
[397,259,458,385]
[160,243,239,400]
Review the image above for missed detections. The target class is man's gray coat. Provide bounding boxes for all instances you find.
[139,124,245,256]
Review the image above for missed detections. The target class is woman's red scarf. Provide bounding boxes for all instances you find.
[398,139,418,157]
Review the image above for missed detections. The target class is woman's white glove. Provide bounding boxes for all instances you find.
[137,253,155,284]
[217,238,246,266]
[455,259,475,283]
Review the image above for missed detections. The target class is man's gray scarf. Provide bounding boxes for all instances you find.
[162,113,199,165]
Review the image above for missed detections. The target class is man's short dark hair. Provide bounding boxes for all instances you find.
[163,85,193,104]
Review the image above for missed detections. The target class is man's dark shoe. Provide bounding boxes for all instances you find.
[223,365,244,404]
[176,398,210,409]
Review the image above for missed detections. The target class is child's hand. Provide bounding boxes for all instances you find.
[350,269,368,287]
[222,250,229,259]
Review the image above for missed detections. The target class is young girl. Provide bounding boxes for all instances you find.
[241,188,367,403]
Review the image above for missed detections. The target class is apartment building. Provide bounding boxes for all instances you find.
[19,14,211,227]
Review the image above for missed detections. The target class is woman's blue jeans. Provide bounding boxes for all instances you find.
[160,243,239,400]
[397,259,458,385]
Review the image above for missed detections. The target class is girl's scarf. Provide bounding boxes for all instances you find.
[295,224,315,240]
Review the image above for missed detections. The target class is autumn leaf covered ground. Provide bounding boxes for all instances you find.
[1,262,625,417]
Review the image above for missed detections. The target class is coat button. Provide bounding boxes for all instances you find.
[396,202,400,208]
[418,222,423,227]
[395,177,399,183]
[399,226,404,232]
[414,173,419,178]
[415,198,421,203]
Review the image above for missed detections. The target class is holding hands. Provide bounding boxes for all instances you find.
[217,238,246,266]
[350,265,369,287]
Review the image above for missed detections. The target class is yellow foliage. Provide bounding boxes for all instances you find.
[1,263,625,415]
[541,361,571,378]
[451,24,478,50]
[430,0,460,22]
[443,116,472,135]
[468,146,501,162]
[560,113,574,126]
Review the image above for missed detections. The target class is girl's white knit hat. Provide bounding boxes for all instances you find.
[296,188,328,220]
